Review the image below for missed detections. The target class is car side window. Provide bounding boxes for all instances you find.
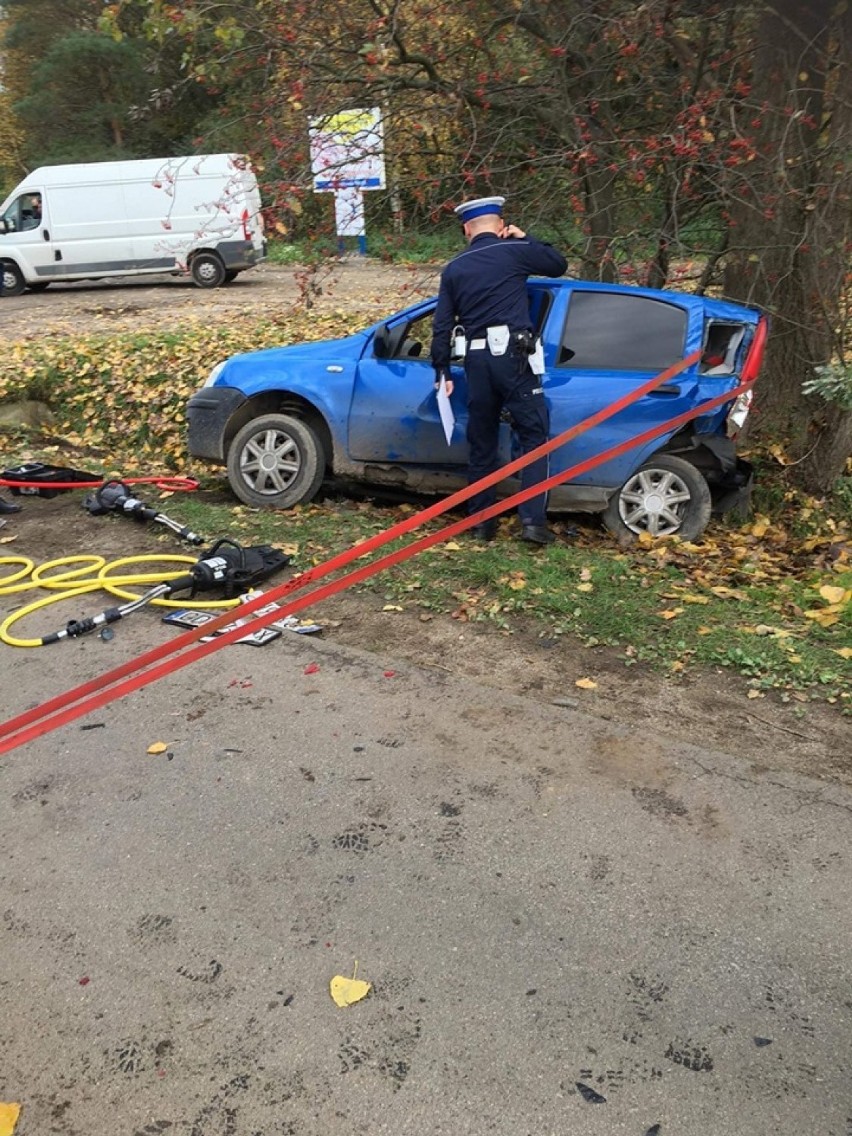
[557,291,687,370]
[375,310,434,362]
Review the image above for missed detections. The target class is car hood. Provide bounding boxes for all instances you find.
[213,330,371,384]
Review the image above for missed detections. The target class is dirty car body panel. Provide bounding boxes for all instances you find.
[186,278,765,534]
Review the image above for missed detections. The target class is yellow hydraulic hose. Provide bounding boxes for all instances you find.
[0,554,240,648]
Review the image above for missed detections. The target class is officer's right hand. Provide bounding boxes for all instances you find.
[499,223,526,239]
[434,368,454,397]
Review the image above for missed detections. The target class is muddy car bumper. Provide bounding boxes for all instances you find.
[186,386,247,463]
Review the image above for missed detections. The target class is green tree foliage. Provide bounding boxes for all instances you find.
[10,0,852,491]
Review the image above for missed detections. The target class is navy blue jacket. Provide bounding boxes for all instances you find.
[430,232,567,369]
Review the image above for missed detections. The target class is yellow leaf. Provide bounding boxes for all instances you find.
[658,608,684,620]
[146,741,169,754]
[747,689,763,699]
[444,541,462,551]
[834,647,852,660]
[576,582,593,592]
[330,972,371,1007]
[803,609,840,627]
[818,585,846,605]
[382,604,403,611]
[508,578,527,591]
[697,626,713,635]
[0,1103,21,1136]
[681,594,710,605]
[575,677,598,690]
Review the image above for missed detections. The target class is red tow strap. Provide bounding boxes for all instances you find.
[0,348,757,755]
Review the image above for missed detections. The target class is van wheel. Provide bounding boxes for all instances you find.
[227,413,325,508]
[1,260,26,297]
[602,454,712,541]
[190,252,226,289]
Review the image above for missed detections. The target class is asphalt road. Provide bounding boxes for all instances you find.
[1,613,850,1136]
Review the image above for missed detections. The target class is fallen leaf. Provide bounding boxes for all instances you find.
[803,609,840,627]
[381,604,403,612]
[681,593,710,605]
[444,540,462,551]
[697,625,713,635]
[303,662,320,674]
[747,689,763,699]
[834,647,852,660]
[330,969,371,1007]
[579,567,592,582]
[146,741,168,755]
[575,677,598,690]
[658,608,684,620]
[818,585,846,605]
[0,1103,21,1136]
[576,582,594,593]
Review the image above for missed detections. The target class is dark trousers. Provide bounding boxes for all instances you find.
[464,346,550,527]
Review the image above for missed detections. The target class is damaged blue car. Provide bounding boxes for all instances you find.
[186,279,767,540]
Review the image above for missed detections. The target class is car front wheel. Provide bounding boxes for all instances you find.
[602,454,711,541]
[1,260,26,296]
[226,413,325,508]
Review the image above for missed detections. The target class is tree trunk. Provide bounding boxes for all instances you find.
[723,0,851,490]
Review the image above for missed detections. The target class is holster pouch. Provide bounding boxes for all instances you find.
[451,325,467,360]
[528,338,545,375]
[486,325,511,356]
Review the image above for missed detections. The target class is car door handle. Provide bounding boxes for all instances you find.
[648,385,681,397]
[43,229,50,241]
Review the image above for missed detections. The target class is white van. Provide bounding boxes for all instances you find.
[0,153,265,295]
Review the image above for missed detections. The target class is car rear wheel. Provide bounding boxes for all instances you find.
[602,454,711,541]
[227,413,325,508]
[190,252,226,289]
[1,260,26,296]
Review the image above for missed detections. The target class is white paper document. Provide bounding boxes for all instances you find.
[437,377,455,445]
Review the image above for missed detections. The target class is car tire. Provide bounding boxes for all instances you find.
[227,413,325,508]
[190,252,226,289]
[1,260,26,297]
[602,454,712,541]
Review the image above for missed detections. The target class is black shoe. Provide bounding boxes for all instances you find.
[470,519,498,541]
[0,496,22,514]
[520,524,555,545]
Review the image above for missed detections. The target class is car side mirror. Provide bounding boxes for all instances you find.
[0,219,9,234]
[373,324,391,358]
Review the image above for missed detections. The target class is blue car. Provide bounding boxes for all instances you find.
[187,279,767,540]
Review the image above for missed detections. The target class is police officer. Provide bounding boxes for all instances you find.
[430,196,567,544]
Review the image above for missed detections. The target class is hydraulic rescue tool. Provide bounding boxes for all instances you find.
[83,480,204,545]
[40,539,291,645]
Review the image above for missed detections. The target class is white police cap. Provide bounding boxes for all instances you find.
[454,196,505,223]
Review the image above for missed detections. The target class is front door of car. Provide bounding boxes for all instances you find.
[348,305,471,466]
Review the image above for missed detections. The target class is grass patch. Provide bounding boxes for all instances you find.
[1,312,848,709]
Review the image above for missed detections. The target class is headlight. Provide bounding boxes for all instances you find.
[203,361,227,388]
